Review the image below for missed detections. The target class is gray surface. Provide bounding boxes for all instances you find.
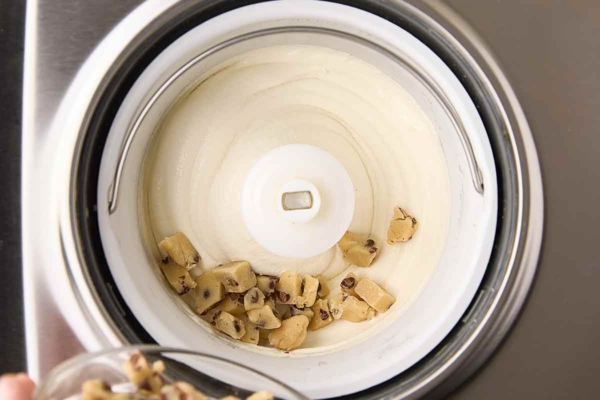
[446,0,600,399]
[28,0,140,137]
[0,0,25,374]
[20,0,142,379]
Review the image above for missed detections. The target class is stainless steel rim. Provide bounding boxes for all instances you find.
[52,1,544,399]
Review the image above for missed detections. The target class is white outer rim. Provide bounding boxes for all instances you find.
[97,1,498,398]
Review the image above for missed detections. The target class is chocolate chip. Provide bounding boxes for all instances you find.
[139,379,152,391]
[177,276,191,294]
[341,277,356,289]
[130,353,142,371]
[319,309,329,320]
[226,278,239,287]
[365,239,375,247]
[269,280,276,289]
[234,321,241,332]
[161,257,169,264]
[203,289,211,299]
[99,381,111,391]
[228,293,244,304]
[277,291,291,302]
[251,292,259,303]
[368,247,378,254]
[194,254,200,263]
[179,283,191,295]
[173,385,188,400]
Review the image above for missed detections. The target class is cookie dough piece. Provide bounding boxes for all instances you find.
[240,315,260,345]
[202,308,221,327]
[159,232,200,270]
[247,305,282,329]
[339,295,374,322]
[329,293,373,322]
[328,293,346,320]
[264,293,277,310]
[214,293,246,316]
[266,294,290,321]
[160,382,207,400]
[247,391,275,400]
[122,351,164,394]
[194,271,225,314]
[289,306,315,320]
[308,299,334,331]
[213,311,246,339]
[340,272,359,297]
[387,206,418,244]
[241,328,260,345]
[273,302,289,317]
[259,328,271,341]
[337,232,379,267]
[160,258,196,295]
[316,275,330,298]
[275,271,302,305]
[256,275,278,295]
[244,287,265,311]
[297,275,319,308]
[81,380,130,400]
[212,261,256,293]
[355,278,396,313]
[268,315,309,351]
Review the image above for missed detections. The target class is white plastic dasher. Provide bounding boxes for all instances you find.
[241,144,355,258]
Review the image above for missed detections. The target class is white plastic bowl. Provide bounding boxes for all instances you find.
[97,1,497,398]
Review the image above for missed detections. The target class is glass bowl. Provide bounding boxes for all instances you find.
[34,345,309,400]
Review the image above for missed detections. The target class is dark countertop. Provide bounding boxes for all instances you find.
[0,0,25,373]
[447,1,600,398]
[2,0,600,398]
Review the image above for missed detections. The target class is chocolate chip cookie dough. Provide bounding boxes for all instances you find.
[146,44,450,352]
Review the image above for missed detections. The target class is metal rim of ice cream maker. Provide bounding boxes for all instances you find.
[48,1,543,399]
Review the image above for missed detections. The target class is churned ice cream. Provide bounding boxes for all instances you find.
[143,45,450,350]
